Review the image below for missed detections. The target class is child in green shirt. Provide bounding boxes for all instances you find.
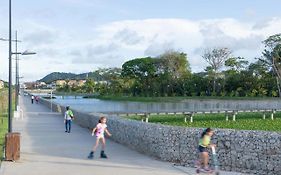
[197,128,215,172]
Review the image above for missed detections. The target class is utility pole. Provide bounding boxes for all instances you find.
[15,30,19,111]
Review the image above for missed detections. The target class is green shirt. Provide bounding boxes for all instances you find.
[199,135,211,147]
[64,110,74,120]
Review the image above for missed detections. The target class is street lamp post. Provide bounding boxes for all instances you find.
[15,31,20,111]
[0,35,21,112]
[1,37,36,114]
[2,0,18,162]
[8,0,12,133]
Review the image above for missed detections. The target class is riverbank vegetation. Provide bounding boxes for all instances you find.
[55,34,281,99]
[0,90,8,160]
[124,112,281,132]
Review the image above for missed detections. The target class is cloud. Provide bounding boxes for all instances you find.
[2,17,281,81]
[37,48,62,57]
[23,27,58,46]
[114,28,144,45]
[69,50,82,57]
[87,43,118,56]
[72,54,122,67]
[199,23,264,51]
[144,41,175,56]
[252,19,272,30]
[49,60,64,65]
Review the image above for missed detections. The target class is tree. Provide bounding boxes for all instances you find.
[158,51,191,96]
[225,57,249,72]
[95,68,122,81]
[82,79,95,93]
[262,33,281,96]
[121,51,191,96]
[158,51,191,79]
[122,57,155,81]
[122,57,156,96]
[202,47,231,94]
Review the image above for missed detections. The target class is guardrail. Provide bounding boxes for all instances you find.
[112,109,280,123]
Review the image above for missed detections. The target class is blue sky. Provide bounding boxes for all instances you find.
[0,0,281,81]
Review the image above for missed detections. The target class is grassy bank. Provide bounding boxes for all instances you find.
[0,116,7,160]
[95,95,280,102]
[124,112,281,132]
[0,90,8,160]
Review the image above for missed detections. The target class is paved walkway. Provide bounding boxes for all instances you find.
[0,95,246,175]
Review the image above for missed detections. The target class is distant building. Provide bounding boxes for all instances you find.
[67,79,87,87]
[46,83,54,89]
[24,82,37,89]
[54,79,86,87]
[55,80,67,86]
[0,80,4,89]
[76,80,86,87]
[67,80,77,87]
[94,80,108,85]
[35,81,47,88]
[38,82,46,86]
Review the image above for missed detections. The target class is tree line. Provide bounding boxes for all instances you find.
[57,34,281,97]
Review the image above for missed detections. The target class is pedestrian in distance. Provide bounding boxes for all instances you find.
[64,106,74,133]
[196,128,216,173]
[88,116,112,159]
[35,96,39,104]
[31,95,34,104]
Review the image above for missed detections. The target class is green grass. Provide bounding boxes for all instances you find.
[124,112,281,132]
[0,116,7,160]
[95,95,280,102]
[0,89,8,160]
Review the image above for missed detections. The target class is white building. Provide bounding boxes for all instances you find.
[0,80,4,89]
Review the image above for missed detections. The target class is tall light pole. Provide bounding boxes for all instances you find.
[15,31,18,111]
[5,0,36,161]
[1,35,22,112]
[7,0,35,132]
[8,0,12,133]
[15,31,21,111]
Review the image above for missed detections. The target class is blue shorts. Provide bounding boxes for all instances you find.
[198,145,208,153]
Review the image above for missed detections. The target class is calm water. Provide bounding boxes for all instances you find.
[50,96,281,114]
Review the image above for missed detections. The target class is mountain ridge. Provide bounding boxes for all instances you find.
[39,72,102,83]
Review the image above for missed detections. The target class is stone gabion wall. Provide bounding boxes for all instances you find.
[40,98,281,175]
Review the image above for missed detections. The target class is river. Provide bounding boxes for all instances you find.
[46,96,281,114]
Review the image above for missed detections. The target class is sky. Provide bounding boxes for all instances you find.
[0,0,281,82]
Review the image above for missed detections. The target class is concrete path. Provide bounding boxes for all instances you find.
[0,95,246,175]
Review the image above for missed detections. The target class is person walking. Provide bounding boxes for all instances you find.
[64,106,74,133]
[88,116,112,159]
[31,95,34,104]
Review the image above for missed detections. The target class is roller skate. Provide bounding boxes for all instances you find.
[87,151,94,159]
[100,150,108,158]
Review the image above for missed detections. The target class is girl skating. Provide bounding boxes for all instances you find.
[88,116,112,159]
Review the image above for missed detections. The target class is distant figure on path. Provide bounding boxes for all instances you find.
[88,116,112,159]
[35,96,39,104]
[64,106,74,133]
[31,95,34,104]
[196,128,215,173]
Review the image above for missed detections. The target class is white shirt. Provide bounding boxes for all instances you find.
[64,110,73,120]
[95,123,107,137]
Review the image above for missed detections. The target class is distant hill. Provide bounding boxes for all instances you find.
[39,72,102,83]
